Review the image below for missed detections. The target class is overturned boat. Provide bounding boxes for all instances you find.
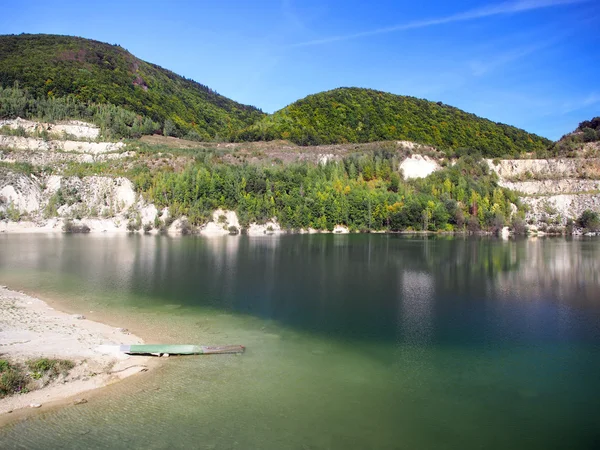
[118,344,245,355]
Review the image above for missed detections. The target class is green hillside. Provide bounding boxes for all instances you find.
[0,34,265,140]
[0,35,551,156]
[549,117,600,156]
[235,87,551,157]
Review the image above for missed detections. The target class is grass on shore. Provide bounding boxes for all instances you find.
[0,358,75,399]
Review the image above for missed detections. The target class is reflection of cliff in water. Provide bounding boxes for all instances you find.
[491,238,600,307]
[1,234,599,346]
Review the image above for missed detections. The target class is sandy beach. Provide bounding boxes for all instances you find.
[0,285,151,417]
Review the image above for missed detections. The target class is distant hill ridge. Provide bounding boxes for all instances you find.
[1,34,551,156]
[235,87,551,157]
[0,34,265,140]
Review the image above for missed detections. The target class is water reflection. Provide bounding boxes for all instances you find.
[1,235,599,345]
[1,234,600,450]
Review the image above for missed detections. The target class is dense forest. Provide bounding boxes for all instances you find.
[0,34,264,140]
[234,88,551,157]
[134,151,521,233]
[0,85,160,138]
[0,34,555,157]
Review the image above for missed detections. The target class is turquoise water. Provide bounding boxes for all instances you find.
[0,234,599,449]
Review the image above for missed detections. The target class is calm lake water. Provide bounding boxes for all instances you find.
[0,234,599,449]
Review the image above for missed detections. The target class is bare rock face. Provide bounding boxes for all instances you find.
[501,179,600,195]
[0,135,125,155]
[0,170,42,213]
[487,158,600,226]
[487,158,600,180]
[0,118,100,140]
[399,155,440,179]
[199,209,241,236]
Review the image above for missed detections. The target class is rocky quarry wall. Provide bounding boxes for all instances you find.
[487,158,600,227]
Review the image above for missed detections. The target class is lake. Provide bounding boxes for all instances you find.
[1,234,599,449]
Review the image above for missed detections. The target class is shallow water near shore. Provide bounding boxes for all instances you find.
[1,234,600,449]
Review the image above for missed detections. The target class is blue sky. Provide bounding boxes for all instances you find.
[1,0,598,140]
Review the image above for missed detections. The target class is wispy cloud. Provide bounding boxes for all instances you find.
[468,38,558,76]
[292,0,589,47]
[560,92,600,114]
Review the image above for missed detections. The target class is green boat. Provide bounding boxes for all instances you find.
[119,344,245,355]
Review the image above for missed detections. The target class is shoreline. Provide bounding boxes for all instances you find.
[2,221,593,237]
[0,285,153,423]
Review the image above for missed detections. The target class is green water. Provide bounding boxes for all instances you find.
[1,234,599,449]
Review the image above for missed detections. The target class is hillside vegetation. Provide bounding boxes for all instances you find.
[234,88,551,157]
[0,34,264,140]
[0,34,556,157]
[134,149,520,232]
[549,117,600,157]
[0,85,160,139]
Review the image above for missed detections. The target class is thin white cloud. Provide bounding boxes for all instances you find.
[468,38,557,76]
[582,93,600,106]
[292,0,589,47]
[560,92,600,114]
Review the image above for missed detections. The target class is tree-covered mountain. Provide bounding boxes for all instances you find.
[235,87,551,157]
[0,34,265,140]
[1,34,552,156]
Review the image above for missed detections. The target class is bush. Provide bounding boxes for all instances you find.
[127,218,141,232]
[228,225,239,235]
[179,219,192,235]
[467,216,480,233]
[566,219,575,235]
[27,358,74,378]
[577,210,600,231]
[0,368,27,398]
[6,203,21,222]
[511,218,527,235]
[63,219,90,233]
[143,222,153,233]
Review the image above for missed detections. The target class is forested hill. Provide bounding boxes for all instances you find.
[0,35,552,156]
[235,87,551,157]
[0,34,265,140]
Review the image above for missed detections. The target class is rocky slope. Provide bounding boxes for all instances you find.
[487,158,600,229]
[1,118,599,236]
[0,120,302,235]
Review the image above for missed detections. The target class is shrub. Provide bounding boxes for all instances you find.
[0,368,27,398]
[511,218,527,235]
[577,210,600,231]
[0,359,10,372]
[127,218,141,232]
[143,223,153,233]
[179,219,192,235]
[566,219,575,235]
[6,203,21,222]
[63,219,90,233]
[228,225,239,235]
[467,216,480,233]
[27,358,74,379]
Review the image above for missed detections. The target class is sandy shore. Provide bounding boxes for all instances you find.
[0,286,151,417]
